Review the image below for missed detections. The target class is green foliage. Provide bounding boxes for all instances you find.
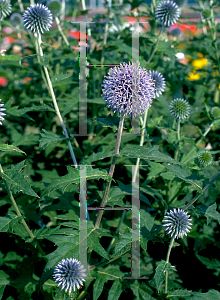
[0,0,220,298]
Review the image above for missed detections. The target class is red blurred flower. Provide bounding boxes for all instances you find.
[0,77,8,87]
[23,77,32,83]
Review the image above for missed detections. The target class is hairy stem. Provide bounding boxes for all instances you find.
[95,116,125,229]
[165,236,175,293]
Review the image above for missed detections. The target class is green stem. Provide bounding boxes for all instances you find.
[165,236,175,294]
[0,164,46,260]
[174,119,180,161]
[17,0,24,12]
[132,109,149,183]
[183,171,220,211]
[94,116,125,229]
[36,33,88,219]
[147,25,164,65]
[181,121,215,164]
[55,16,70,47]
[30,0,34,6]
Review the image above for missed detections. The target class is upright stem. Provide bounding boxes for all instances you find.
[55,17,70,47]
[165,236,175,293]
[174,119,180,161]
[95,116,125,229]
[17,0,24,12]
[132,109,149,183]
[181,121,215,163]
[0,164,46,260]
[147,25,164,65]
[183,171,220,211]
[36,33,88,219]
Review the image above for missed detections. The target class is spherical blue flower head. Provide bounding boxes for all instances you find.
[155,1,180,27]
[10,13,23,28]
[0,99,6,125]
[23,4,53,34]
[53,258,86,293]
[0,0,12,21]
[102,62,155,117]
[148,70,166,97]
[170,27,183,38]
[162,208,192,239]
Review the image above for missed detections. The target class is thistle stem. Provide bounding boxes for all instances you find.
[174,119,180,161]
[147,25,164,65]
[181,121,215,164]
[94,116,125,229]
[165,236,175,293]
[183,171,220,211]
[0,164,46,260]
[132,109,150,183]
[17,0,24,12]
[55,16,70,47]
[36,33,88,219]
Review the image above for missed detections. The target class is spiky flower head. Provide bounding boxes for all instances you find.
[202,9,211,19]
[211,106,220,119]
[162,208,192,239]
[10,13,23,28]
[148,70,166,97]
[173,0,186,7]
[198,150,213,167]
[47,0,61,17]
[0,99,6,125]
[170,27,183,38]
[169,98,190,121]
[23,4,53,34]
[102,62,155,117]
[53,258,86,294]
[0,0,12,21]
[155,1,180,27]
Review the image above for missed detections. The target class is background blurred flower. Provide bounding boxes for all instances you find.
[170,27,183,38]
[198,150,213,167]
[53,258,86,294]
[10,12,23,28]
[148,70,166,97]
[47,0,62,18]
[162,208,192,239]
[192,58,208,69]
[102,62,155,117]
[0,77,8,87]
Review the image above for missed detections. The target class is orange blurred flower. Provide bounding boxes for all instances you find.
[23,77,32,83]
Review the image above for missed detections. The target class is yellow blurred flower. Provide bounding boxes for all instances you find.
[188,70,200,81]
[192,58,208,69]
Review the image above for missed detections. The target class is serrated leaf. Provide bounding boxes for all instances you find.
[0,161,39,198]
[39,129,69,150]
[205,203,220,225]
[167,289,192,298]
[163,163,203,192]
[51,73,73,85]
[93,275,106,300]
[0,215,23,232]
[113,233,131,255]
[196,254,220,274]
[39,54,50,68]
[107,280,123,300]
[140,209,155,231]
[190,289,220,300]
[9,104,54,117]
[94,115,121,132]
[130,280,157,300]
[0,55,21,61]
[0,270,10,285]
[153,260,171,293]
[41,165,110,197]
[0,144,26,155]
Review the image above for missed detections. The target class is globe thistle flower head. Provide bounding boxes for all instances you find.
[162,208,192,239]
[155,1,180,27]
[0,0,12,21]
[169,98,190,121]
[198,150,213,167]
[47,0,61,18]
[102,62,155,118]
[211,106,220,120]
[0,99,6,125]
[202,9,211,19]
[23,4,53,34]
[148,70,166,97]
[10,13,23,28]
[170,27,183,38]
[53,258,86,294]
